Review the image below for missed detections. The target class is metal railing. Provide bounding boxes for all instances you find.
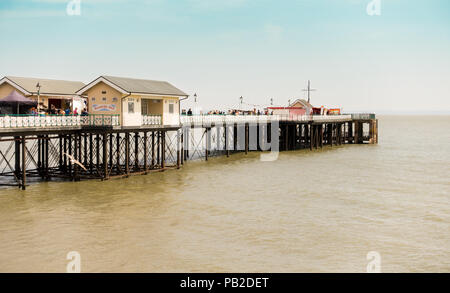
[0,113,357,129]
[0,114,120,128]
[180,114,352,125]
[142,114,162,125]
[349,113,376,120]
[82,114,120,127]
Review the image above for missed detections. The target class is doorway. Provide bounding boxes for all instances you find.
[48,99,62,110]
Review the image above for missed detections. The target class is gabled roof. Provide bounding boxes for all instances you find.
[76,75,189,97]
[290,98,313,108]
[0,76,85,96]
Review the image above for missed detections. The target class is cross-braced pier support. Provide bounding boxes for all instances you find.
[0,127,180,189]
[0,117,378,189]
[180,118,378,163]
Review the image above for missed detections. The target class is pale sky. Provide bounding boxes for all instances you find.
[0,0,449,113]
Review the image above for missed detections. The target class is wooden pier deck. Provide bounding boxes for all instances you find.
[0,114,377,190]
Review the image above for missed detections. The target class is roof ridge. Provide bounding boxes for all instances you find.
[102,75,169,84]
[6,76,85,84]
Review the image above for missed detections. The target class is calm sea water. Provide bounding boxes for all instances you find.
[0,115,449,272]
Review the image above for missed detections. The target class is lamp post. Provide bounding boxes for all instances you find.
[36,82,41,114]
[239,96,243,110]
[193,93,197,115]
[288,99,291,106]
[270,98,273,106]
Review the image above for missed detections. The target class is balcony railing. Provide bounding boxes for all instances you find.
[142,114,162,126]
[0,114,120,129]
[83,114,120,127]
[180,114,352,125]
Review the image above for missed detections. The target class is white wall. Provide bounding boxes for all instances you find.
[163,98,180,126]
[121,96,180,126]
[122,97,142,126]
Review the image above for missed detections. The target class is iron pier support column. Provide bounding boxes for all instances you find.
[116,133,121,172]
[348,122,353,144]
[285,124,289,151]
[125,132,130,175]
[109,133,113,170]
[161,131,166,169]
[21,136,26,190]
[180,130,184,165]
[89,133,93,173]
[177,130,181,169]
[84,133,88,167]
[157,131,160,167]
[44,135,49,180]
[320,124,324,148]
[14,136,20,181]
[151,131,155,168]
[134,132,139,171]
[96,134,100,171]
[225,125,230,157]
[103,133,108,179]
[205,128,209,161]
[245,123,249,154]
[144,132,148,172]
[73,134,79,181]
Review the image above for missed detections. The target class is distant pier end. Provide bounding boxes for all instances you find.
[350,113,378,144]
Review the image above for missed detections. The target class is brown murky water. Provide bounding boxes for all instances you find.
[0,115,449,272]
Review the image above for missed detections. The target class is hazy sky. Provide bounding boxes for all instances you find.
[1,0,449,113]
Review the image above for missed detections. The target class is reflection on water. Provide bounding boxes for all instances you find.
[0,115,449,272]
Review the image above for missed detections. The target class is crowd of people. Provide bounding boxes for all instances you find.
[182,108,272,116]
[29,105,88,116]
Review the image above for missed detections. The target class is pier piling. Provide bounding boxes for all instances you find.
[0,114,377,189]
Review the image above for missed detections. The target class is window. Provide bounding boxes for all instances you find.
[141,99,148,115]
[102,90,107,94]
[169,103,174,114]
[128,101,134,113]
[112,97,118,102]
[92,97,96,101]
[102,97,107,101]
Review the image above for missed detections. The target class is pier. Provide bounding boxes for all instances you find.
[0,113,377,190]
